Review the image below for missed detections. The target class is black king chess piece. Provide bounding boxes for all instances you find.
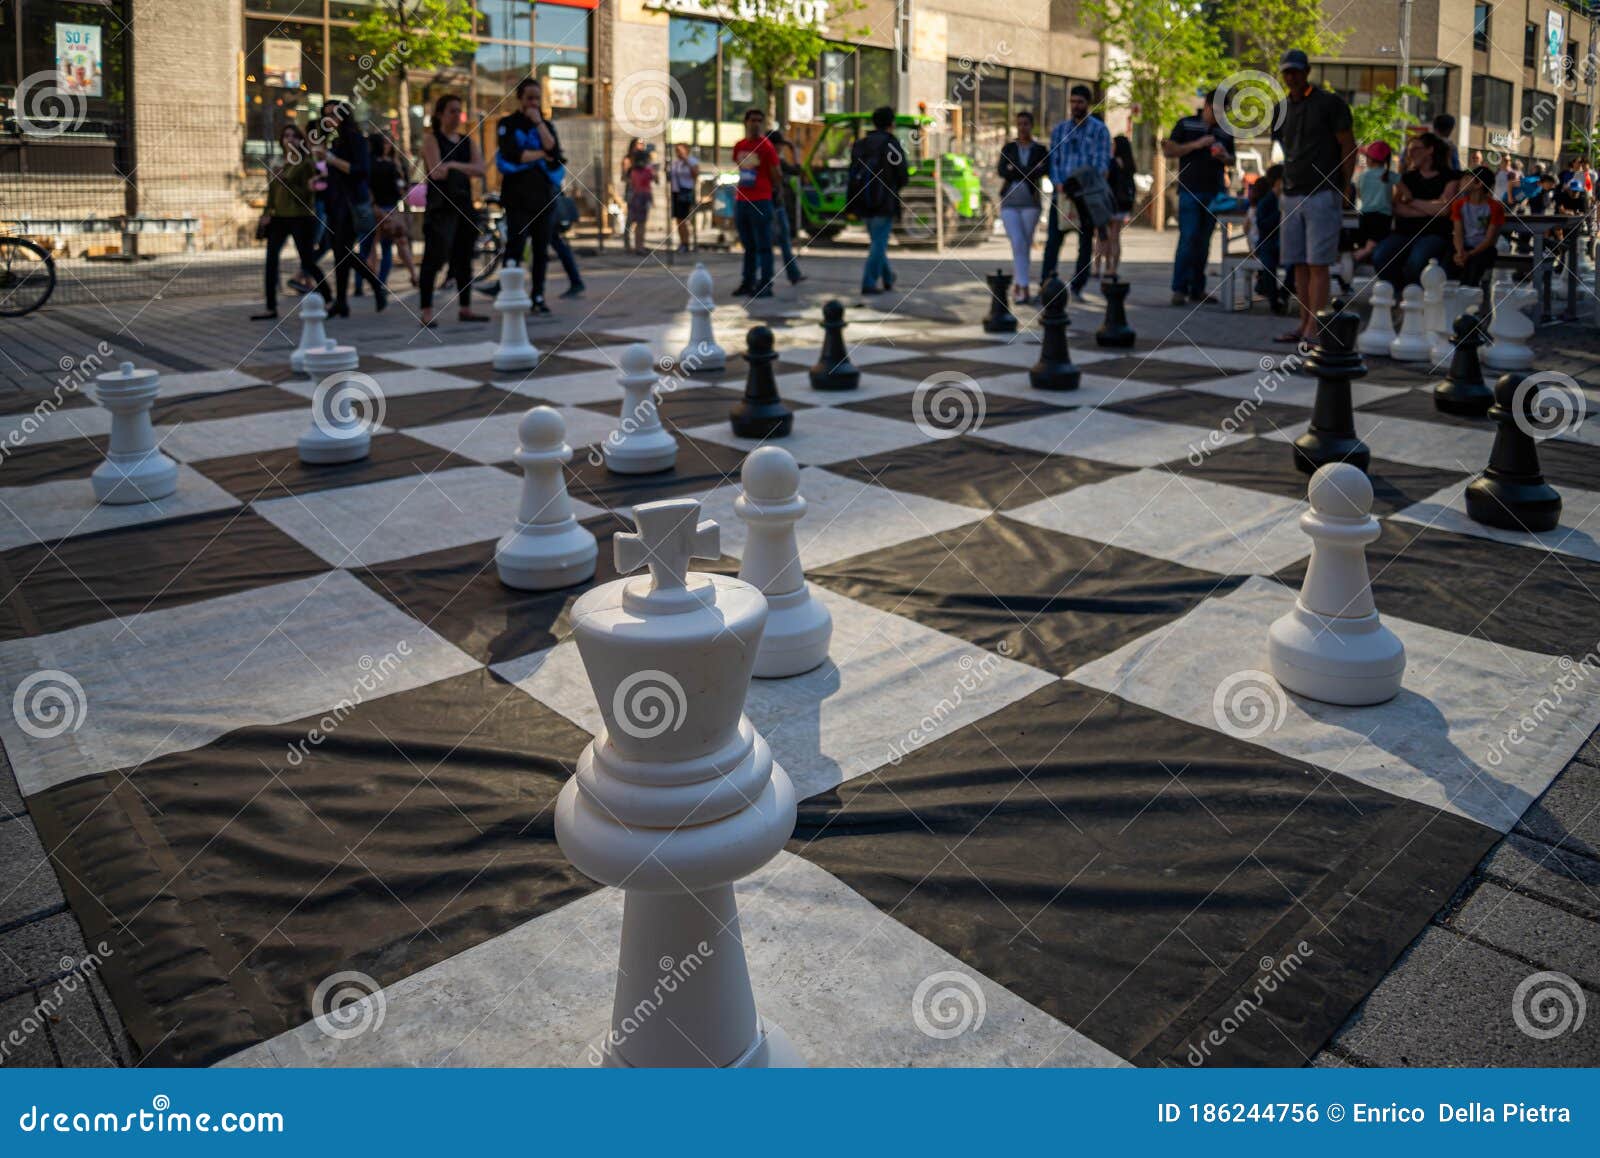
[1292,298,1371,475]
[1029,277,1080,392]
[809,300,860,391]
[983,269,1017,333]
[1431,310,1493,417]
[1463,370,1563,533]
[1095,275,1136,347]
[730,324,794,439]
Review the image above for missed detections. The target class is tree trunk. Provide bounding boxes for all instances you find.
[398,67,413,159]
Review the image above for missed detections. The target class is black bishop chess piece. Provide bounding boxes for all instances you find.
[1029,277,1080,392]
[730,325,794,439]
[809,300,860,391]
[1292,298,1371,475]
[1432,310,1494,417]
[1095,275,1136,348]
[1464,370,1563,533]
[983,269,1017,333]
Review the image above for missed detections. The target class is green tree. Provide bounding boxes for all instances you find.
[350,0,479,155]
[1082,0,1225,137]
[695,0,867,118]
[1343,84,1426,153]
[1217,0,1347,72]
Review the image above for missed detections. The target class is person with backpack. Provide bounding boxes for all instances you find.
[848,106,909,296]
[731,108,782,297]
[1350,141,1395,266]
[496,76,565,315]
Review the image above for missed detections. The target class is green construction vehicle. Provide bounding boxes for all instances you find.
[787,112,993,246]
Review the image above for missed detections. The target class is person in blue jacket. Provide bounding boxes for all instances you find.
[496,77,564,314]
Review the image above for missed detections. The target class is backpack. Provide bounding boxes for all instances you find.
[847,131,907,216]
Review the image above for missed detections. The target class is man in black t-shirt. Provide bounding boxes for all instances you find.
[1161,92,1234,305]
[496,77,564,311]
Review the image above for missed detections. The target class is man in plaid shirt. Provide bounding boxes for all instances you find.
[1043,84,1112,298]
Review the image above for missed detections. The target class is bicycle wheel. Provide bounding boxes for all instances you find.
[471,207,506,292]
[0,238,57,317]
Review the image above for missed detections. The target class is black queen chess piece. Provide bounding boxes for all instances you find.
[1431,310,1494,417]
[730,325,794,439]
[1463,370,1563,533]
[983,269,1017,333]
[809,300,860,391]
[1029,277,1081,392]
[1095,275,1136,347]
[1292,298,1371,475]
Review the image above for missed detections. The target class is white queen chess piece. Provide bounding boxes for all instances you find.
[1356,280,1396,358]
[603,343,677,474]
[495,406,598,590]
[90,362,179,504]
[735,447,833,677]
[1482,274,1535,371]
[1388,284,1433,362]
[554,497,803,1068]
[1268,463,1406,706]
[679,263,726,372]
[290,291,328,375]
[492,262,540,372]
[297,339,374,464]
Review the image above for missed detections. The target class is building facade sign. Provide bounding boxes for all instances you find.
[644,0,830,28]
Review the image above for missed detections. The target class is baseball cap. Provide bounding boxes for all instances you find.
[1279,49,1310,72]
[1362,141,1391,164]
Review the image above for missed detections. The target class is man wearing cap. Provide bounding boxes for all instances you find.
[1043,84,1112,299]
[1271,48,1356,343]
[1161,90,1235,305]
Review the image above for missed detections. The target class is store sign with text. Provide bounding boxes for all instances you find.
[644,0,830,28]
[55,23,102,97]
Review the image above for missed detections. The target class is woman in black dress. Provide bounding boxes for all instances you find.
[314,101,386,316]
[419,94,489,327]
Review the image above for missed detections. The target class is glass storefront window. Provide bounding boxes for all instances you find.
[330,22,402,126]
[245,17,325,163]
[821,49,850,115]
[250,0,325,16]
[15,0,130,133]
[858,46,892,113]
[478,0,532,42]
[534,3,588,49]
[1043,75,1066,127]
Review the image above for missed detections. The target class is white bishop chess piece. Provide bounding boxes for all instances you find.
[1268,463,1405,706]
[495,406,597,590]
[603,343,677,474]
[492,262,540,372]
[297,339,373,464]
[735,447,833,678]
[554,497,803,1068]
[679,263,726,372]
[1357,281,1396,357]
[290,291,329,375]
[1388,284,1432,362]
[1482,274,1535,371]
[90,362,179,504]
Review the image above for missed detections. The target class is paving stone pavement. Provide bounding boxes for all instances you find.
[1,231,1597,1067]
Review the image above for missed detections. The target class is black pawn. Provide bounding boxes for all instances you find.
[1292,299,1370,474]
[1029,277,1080,392]
[983,269,1017,333]
[1095,276,1136,347]
[1432,310,1493,417]
[1464,371,1562,533]
[809,300,860,391]
[730,325,793,439]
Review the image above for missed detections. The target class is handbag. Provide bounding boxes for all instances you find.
[1067,164,1114,229]
[555,193,579,231]
[404,182,427,209]
[255,214,271,241]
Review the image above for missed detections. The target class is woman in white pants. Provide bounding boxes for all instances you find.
[998,111,1050,303]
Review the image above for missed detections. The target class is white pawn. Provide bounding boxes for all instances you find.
[736,448,832,678]
[1357,280,1396,357]
[90,362,179,504]
[492,262,540,372]
[1388,284,1432,362]
[1482,275,1535,371]
[1268,463,1405,706]
[679,263,726,372]
[290,291,328,375]
[298,339,373,464]
[1420,259,1448,352]
[603,343,677,474]
[496,407,598,590]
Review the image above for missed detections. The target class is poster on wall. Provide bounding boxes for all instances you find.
[1547,11,1566,84]
[727,57,753,103]
[55,23,102,97]
[545,64,579,109]
[263,38,303,89]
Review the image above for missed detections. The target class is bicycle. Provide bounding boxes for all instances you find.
[0,236,57,317]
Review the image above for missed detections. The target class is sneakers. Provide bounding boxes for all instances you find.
[528,297,551,315]
[860,286,883,296]
[731,283,751,297]
[560,284,585,300]
[789,273,807,285]
[1170,292,1189,306]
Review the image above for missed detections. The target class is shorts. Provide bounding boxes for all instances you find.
[671,190,695,222]
[1280,188,1343,267]
[626,190,652,225]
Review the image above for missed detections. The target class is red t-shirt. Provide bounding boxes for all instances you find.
[732,136,778,201]
[1450,195,1505,247]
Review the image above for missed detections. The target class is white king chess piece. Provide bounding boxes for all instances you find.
[492,262,540,372]
[555,497,803,1068]
[736,447,833,677]
[495,406,598,590]
[603,343,677,474]
[290,291,328,375]
[679,262,726,372]
[298,339,374,464]
[90,362,179,504]
[1388,284,1432,362]
[1357,280,1396,358]
[1482,274,1535,371]
[1268,463,1406,706]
